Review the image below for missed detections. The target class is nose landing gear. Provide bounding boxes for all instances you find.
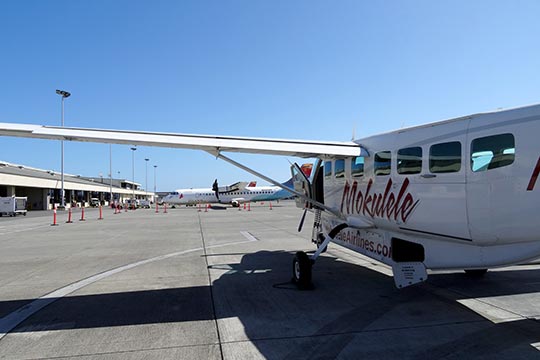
[291,223,348,290]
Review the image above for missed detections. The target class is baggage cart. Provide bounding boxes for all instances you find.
[0,196,27,217]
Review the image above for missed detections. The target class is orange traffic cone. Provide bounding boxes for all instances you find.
[66,207,73,223]
[51,207,58,226]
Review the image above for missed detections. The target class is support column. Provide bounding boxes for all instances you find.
[6,186,16,197]
[42,189,49,210]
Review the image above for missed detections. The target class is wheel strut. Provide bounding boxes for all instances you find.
[310,223,348,262]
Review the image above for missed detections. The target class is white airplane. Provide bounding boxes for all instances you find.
[163,165,312,207]
[1,103,539,289]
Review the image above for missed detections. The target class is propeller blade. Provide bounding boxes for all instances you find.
[297,207,308,232]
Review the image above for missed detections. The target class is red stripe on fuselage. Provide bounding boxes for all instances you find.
[527,157,540,191]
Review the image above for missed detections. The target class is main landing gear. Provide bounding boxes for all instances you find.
[291,223,348,290]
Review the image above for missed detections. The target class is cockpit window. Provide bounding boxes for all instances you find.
[324,161,332,178]
[334,159,345,178]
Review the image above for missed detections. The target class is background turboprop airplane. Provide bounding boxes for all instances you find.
[0,104,539,290]
[163,164,312,207]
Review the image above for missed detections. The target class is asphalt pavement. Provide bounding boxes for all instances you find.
[0,201,539,359]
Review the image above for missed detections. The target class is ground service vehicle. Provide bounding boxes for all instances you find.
[0,196,27,217]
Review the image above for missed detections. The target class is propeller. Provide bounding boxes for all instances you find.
[212,179,220,201]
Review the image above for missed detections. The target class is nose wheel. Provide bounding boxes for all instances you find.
[292,251,313,290]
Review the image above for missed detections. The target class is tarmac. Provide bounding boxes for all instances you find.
[0,201,539,359]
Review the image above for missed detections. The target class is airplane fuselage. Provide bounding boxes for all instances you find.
[164,186,292,206]
[315,104,540,280]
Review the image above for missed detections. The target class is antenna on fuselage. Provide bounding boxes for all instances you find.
[351,125,356,141]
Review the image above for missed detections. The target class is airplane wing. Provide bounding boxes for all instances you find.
[0,123,367,158]
[220,181,248,193]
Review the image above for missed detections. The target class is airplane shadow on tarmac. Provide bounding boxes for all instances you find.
[2,250,540,359]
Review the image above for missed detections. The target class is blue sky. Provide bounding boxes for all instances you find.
[1,1,539,191]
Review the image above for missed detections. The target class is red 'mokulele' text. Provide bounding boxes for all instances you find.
[340,178,419,223]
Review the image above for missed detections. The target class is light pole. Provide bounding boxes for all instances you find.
[109,144,113,205]
[153,165,157,201]
[56,89,71,209]
[130,147,137,208]
[145,158,149,201]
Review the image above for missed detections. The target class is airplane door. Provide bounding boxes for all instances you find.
[291,162,313,209]
[466,106,540,245]
[466,130,517,243]
[290,159,323,209]
[311,159,324,206]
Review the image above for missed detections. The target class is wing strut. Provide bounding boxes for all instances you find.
[209,151,344,219]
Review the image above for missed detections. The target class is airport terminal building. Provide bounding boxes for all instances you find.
[0,160,152,210]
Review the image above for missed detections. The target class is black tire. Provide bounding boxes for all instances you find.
[292,251,313,290]
[464,269,488,277]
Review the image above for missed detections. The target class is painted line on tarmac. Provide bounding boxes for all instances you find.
[0,236,255,341]
[240,231,259,242]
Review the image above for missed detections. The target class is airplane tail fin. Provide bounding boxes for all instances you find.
[300,163,313,178]
[247,181,257,187]
[282,178,294,189]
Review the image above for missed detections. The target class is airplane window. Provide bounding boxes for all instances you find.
[334,159,345,178]
[352,156,364,177]
[429,141,461,173]
[324,161,332,178]
[374,151,391,176]
[471,133,515,172]
[397,147,422,174]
